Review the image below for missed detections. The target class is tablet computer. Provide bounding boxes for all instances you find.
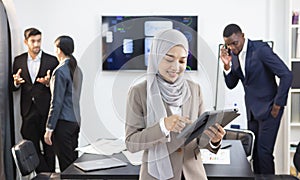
[177,108,240,145]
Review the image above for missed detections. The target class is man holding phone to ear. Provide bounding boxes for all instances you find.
[219,24,292,175]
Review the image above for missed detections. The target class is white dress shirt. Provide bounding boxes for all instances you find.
[27,51,42,83]
[238,38,248,77]
[224,38,249,77]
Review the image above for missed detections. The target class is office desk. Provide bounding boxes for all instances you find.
[61,140,254,180]
[205,140,254,180]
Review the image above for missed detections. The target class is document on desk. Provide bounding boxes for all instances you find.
[200,149,230,164]
[76,139,126,156]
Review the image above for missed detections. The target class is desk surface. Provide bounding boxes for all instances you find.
[61,140,254,180]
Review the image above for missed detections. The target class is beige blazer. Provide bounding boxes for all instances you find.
[125,80,218,180]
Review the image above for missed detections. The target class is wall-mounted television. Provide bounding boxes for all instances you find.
[101,15,198,71]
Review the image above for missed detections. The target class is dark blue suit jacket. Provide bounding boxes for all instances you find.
[224,40,293,121]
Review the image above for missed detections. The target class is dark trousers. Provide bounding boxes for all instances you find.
[53,120,79,172]
[248,108,284,174]
[21,105,55,173]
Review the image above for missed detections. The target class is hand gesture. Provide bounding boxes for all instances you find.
[13,69,25,85]
[164,115,192,133]
[220,45,232,70]
[204,123,226,144]
[36,70,51,85]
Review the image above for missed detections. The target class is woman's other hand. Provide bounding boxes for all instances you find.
[204,123,226,144]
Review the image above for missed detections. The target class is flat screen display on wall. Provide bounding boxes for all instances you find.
[101,15,198,71]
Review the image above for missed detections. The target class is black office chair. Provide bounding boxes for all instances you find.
[223,129,300,180]
[11,139,60,180]
[223,128,255,161]
[255,141,300,180]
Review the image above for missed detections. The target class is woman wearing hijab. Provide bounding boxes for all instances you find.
[44,35,83,171]
[125,29,225,180]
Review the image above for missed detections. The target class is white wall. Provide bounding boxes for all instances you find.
[3,0,289,174]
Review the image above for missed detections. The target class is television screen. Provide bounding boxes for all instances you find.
[101,15,198,71]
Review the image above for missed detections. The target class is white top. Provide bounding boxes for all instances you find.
[27,51,42,83]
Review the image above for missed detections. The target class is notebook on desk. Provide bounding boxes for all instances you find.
[73,157,128,171]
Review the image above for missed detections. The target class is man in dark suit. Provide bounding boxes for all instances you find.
[12,27,58,172]
[220,24,293,174]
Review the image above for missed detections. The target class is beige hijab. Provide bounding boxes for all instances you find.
[147,29,190,179]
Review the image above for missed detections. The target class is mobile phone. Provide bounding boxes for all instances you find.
[224,44,231,54]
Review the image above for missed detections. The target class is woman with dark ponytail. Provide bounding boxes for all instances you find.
[44,35,83,172]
